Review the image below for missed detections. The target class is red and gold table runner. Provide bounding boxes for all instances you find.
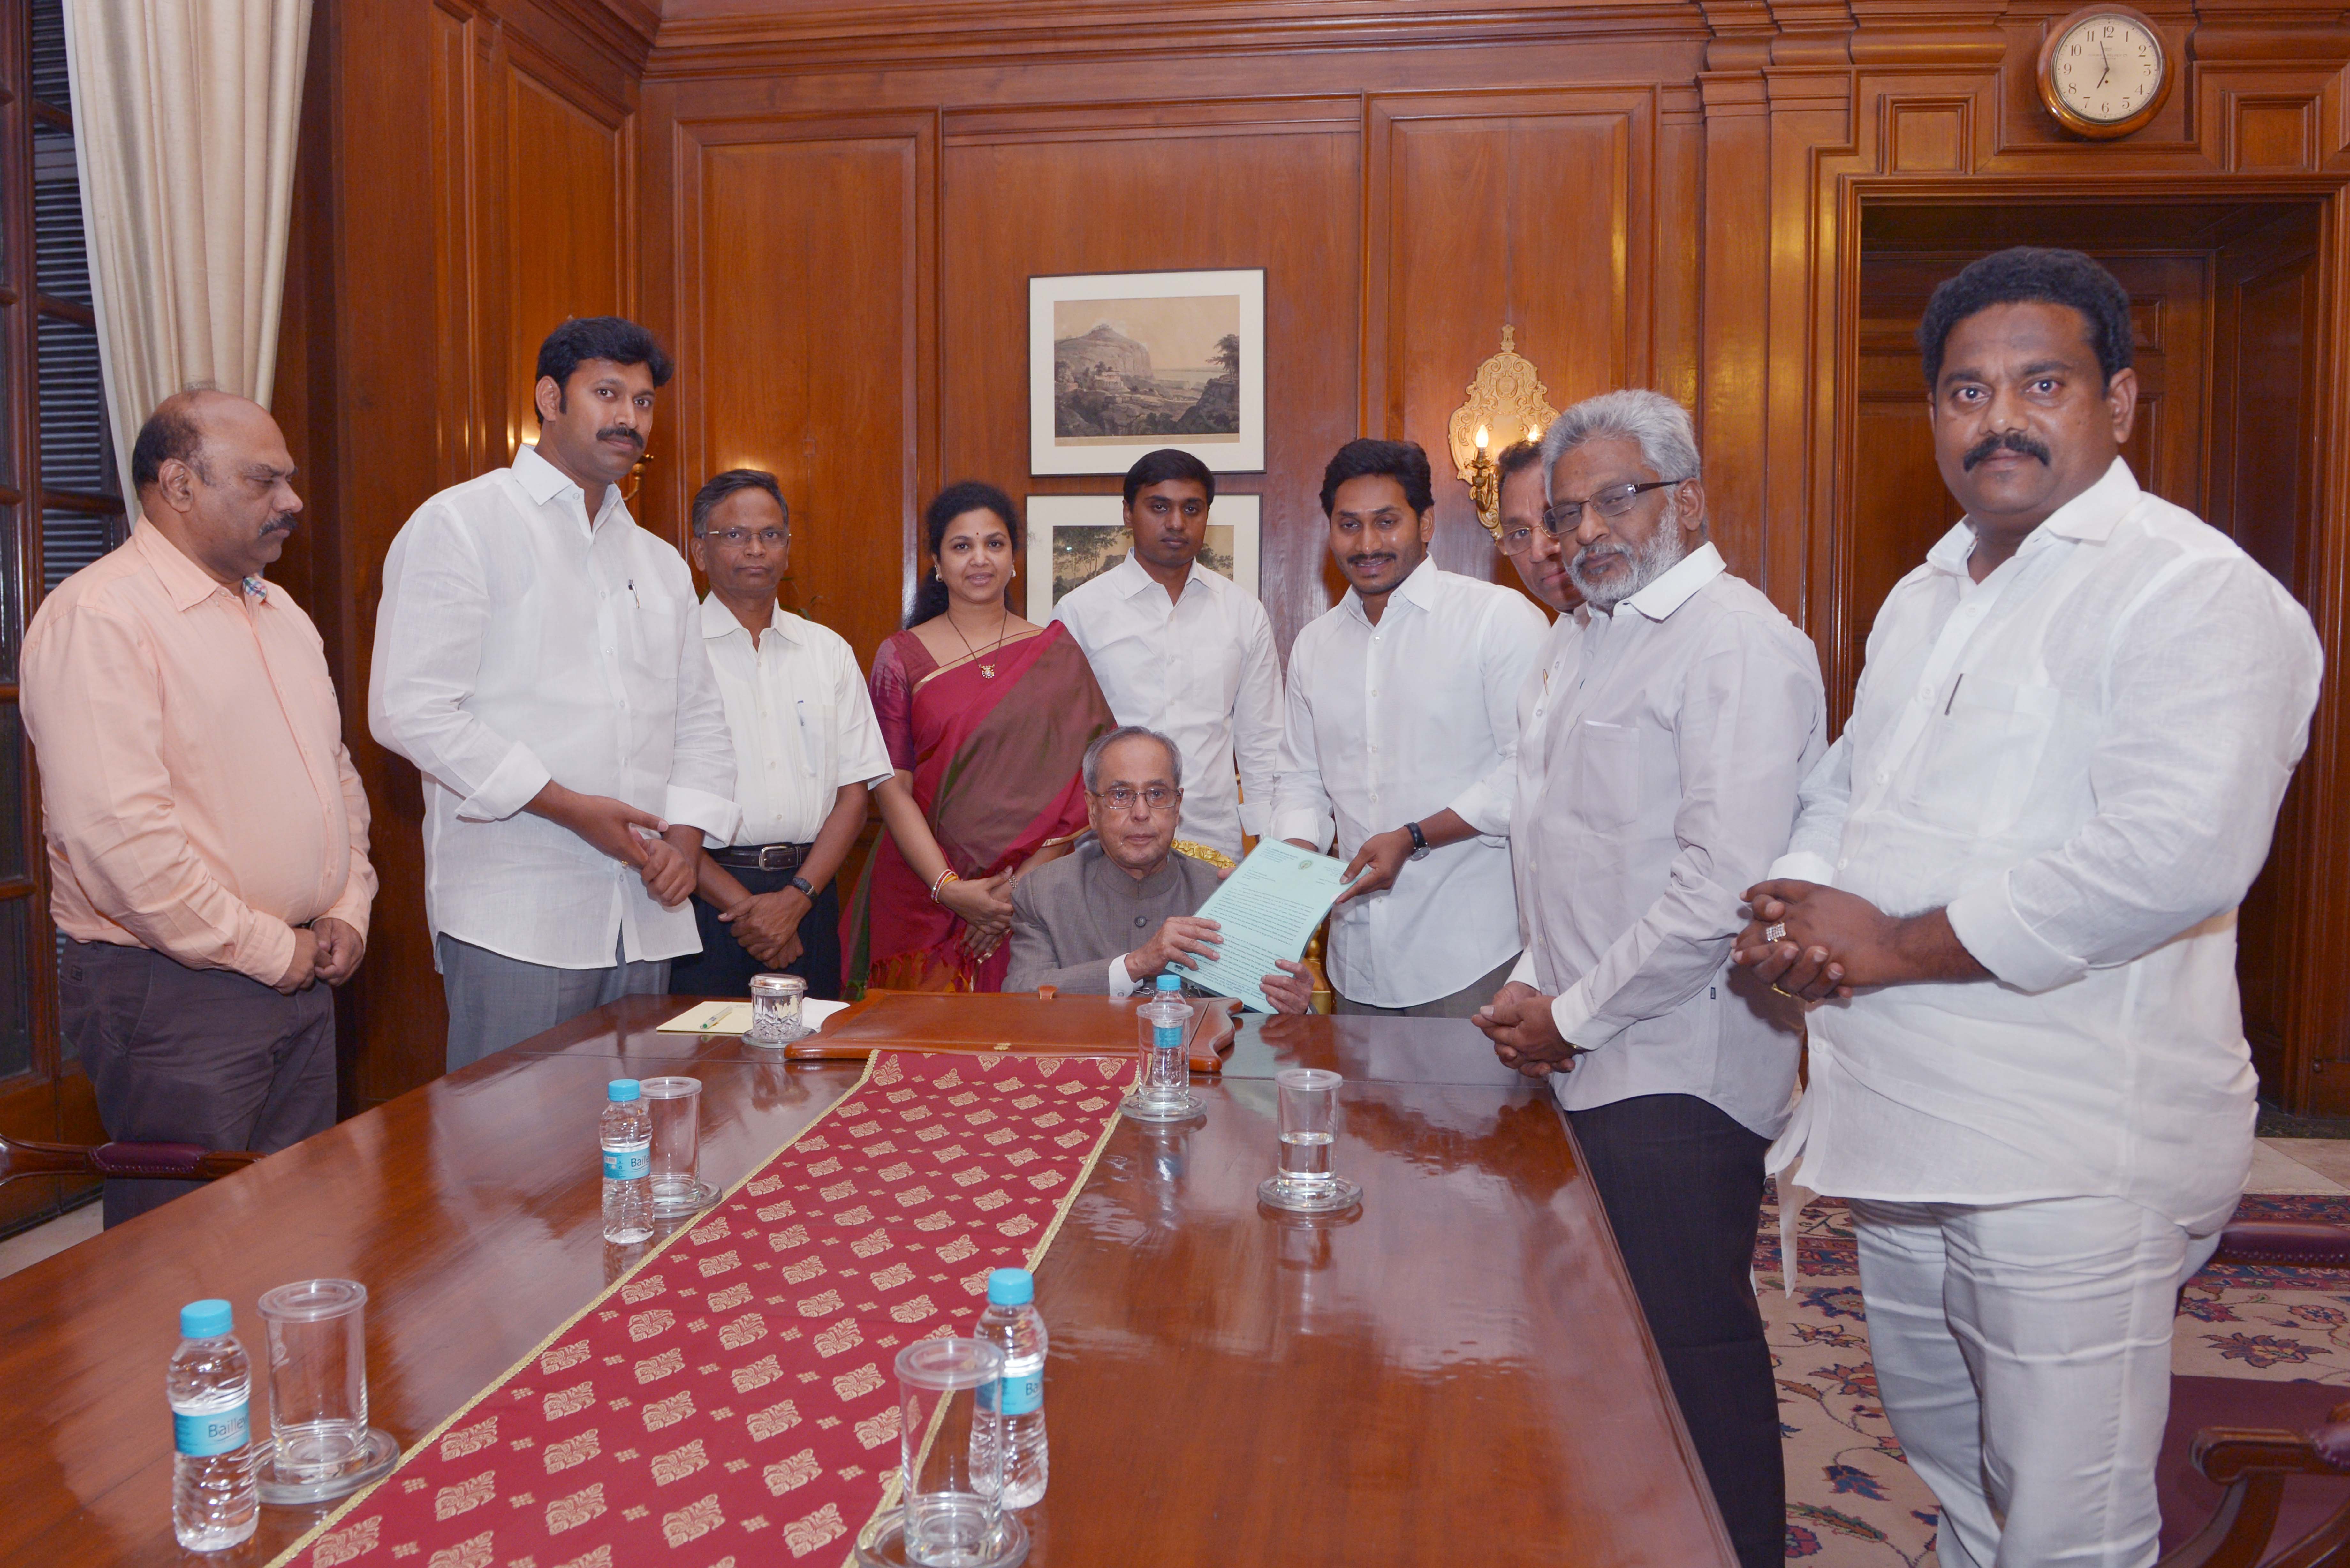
[276,1049,1131,1568]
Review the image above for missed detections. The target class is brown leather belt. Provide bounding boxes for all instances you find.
[710,841,814,872]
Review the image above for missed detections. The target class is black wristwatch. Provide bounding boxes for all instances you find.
[789,875,815,897]
[1405,821,1431,861]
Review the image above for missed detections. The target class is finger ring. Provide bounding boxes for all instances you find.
[1769,982,1796,999]
[1763,922,1787,943]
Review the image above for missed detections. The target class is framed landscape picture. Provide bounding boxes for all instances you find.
[1025,494,1262,621]
[1028,268,1266,475]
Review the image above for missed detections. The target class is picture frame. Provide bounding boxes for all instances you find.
[1029,268,1266,475]
[1024,494,1262,622]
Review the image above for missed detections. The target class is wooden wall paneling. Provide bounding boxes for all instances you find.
[936,101,1362,657]
[431,4,489,490]
[666,110,934,667]
[1700,67,1773,588]
[2296,185,2350,1109]
[1655,86,1707,419]
[1363,88,1660,599]
[502,67,635,479]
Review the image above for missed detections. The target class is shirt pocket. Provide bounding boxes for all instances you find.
[1573,720,1642,833]
[1903,677,2063,836]
[630,597,687,675]
[794,697,837,788]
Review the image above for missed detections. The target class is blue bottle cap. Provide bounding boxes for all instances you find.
[986,1268,1034,1306]
[608,1079,641,1102]
[180,1299,233,1339]
[1155,973,1182,992]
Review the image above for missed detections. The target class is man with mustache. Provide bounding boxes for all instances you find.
[1491,438,1584,615]
[1271,438,1547,1014]
[1734,247,2323,1565]
[21,390,377,1223]
[1471,391,1824,1568]
[373,317,737,1070]
[672,469,892,999]
[1050,448,1282,863]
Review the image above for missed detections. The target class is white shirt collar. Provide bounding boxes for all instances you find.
[1615,539,1726,622]
[1928,456,2142,577]
[698,593,801,645]
[512,442,632,528]
[1109,550,1214,602]
[1346,554,1441,625]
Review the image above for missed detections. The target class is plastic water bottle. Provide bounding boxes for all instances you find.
[973,1267,1049,1507]
[1134,974,1194,1114]
[168,1298,258,1551]
[601,1079,653,1243]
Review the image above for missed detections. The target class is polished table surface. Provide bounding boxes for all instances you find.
[0,998,1735,1566]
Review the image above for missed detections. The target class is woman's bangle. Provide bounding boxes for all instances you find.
[929,868,961,903]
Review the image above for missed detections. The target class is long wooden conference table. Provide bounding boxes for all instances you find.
[0,997,1736,1566]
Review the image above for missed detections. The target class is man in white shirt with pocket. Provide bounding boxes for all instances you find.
[1050,448,1282,863]
[1272,438,1548,1015]
[372,317,737,1070]
[673,468,892,1000]
[1737,248,2323,1567]
[1474,391,1825,1568]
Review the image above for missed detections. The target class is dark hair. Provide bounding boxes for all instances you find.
[535,316,676,412]
[1494,438,1545,486]
[131,398,207,492]
[907,481,1021,627]
[690,469,788,537]
[1121,448,1216,508]
[1917,247,2133,390]
[1319,438,1435,517]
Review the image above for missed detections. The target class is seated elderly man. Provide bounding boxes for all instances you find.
[1007,725,1314,1010]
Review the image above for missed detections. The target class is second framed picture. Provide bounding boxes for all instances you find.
[1029,268,1266,475]
[1025,494,1262,622]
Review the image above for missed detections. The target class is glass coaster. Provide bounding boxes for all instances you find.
[652,1179,719,1218]
[1257,1174,1364,1215]
[1121,1089,1204,1123]
[257,1426,399,1506]
[855,1506,1029,1568]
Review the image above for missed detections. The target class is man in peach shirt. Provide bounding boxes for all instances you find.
[21,390,375,1226]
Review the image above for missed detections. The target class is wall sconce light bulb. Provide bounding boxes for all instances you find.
[1474,424,1490,451]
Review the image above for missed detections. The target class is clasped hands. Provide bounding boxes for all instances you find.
[1730,880,1985,1000]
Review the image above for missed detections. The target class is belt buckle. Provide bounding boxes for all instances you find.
[757,844,798,873]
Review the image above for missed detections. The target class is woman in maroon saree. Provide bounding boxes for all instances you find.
[844,482,1114,994]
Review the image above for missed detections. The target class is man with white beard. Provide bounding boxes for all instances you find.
[1474,389,1826,1568]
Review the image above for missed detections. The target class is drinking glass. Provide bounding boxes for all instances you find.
[254,1279,398,1502]
[640,1076,715,1216]
[1121,994,1202,1123]
[749,973,809,1045]
[893,1338,1020,1568]
[1257,1067,1362,1213]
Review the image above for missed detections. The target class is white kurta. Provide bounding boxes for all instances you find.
[1505,543,1827,1137]
[1770,458,2323,1231]
[1271,558,1548,1007]
[1051,553,1282,861]
[370,444,738,969]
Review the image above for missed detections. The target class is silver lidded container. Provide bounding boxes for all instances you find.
[748,973,811,1046]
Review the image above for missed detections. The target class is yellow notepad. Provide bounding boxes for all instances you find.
[657,1001,754,1035]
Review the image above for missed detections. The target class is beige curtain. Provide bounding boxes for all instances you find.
[62,0,312,483]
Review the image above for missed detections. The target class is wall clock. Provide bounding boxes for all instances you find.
[2037,5,2173,139]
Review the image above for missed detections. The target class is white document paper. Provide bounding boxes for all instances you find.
[1177,839,1350,1013]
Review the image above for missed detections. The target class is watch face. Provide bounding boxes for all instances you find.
[2051,14,2163,124]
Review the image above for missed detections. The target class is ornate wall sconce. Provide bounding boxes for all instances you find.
[1445,326,1560,541]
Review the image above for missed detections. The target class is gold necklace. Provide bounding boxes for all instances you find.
[948,604,1011,677]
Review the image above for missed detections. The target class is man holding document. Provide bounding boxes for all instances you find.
[1006,727,1317,1011]
[1471,390,1825,1568]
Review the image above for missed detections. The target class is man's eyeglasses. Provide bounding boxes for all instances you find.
[1090,784,1181,813]
[1497,480,1684,557]
[704,527,787,548]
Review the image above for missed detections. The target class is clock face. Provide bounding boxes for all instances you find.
[2050,14,2165,125]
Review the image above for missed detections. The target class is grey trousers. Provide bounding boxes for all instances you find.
[1331,953,1521,1019]
[61,939,337,1228]
[439,932,672,1072]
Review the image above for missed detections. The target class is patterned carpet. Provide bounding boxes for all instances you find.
[1762,1188,2350,1566]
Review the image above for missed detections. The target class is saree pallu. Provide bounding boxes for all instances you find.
[844,622,1112,994]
